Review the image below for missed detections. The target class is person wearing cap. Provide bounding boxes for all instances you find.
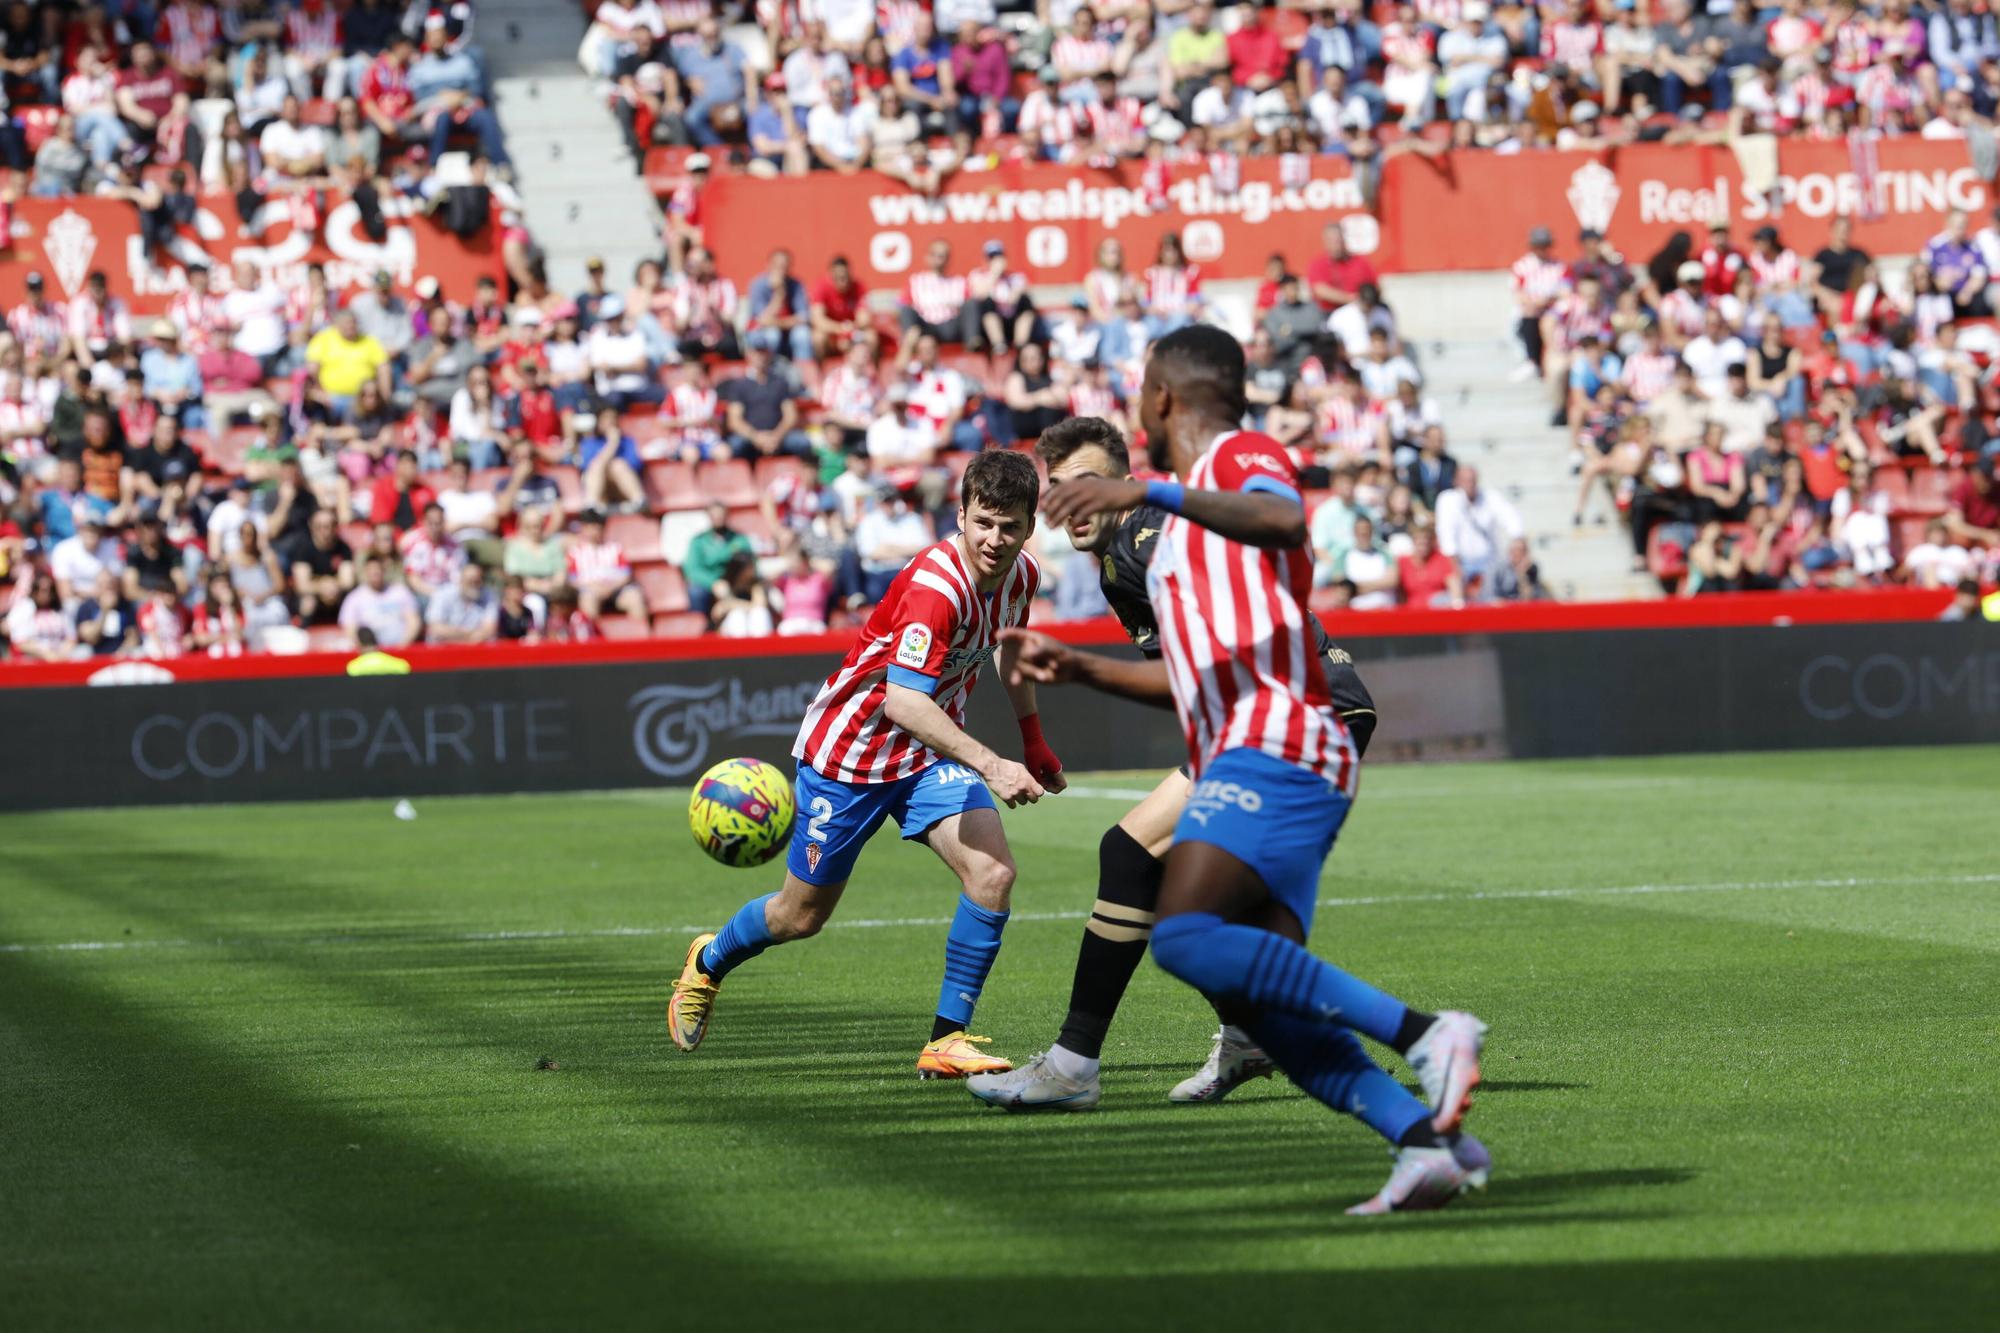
[970,239,1039,353]
[1657,259,1712,347]
[9,273,71,362]
[1520,226,1568,376]
[747,74,809,177]
[348,270,416,363]
[1571,227,1631,297]
[673,15,749,147]
[49,511,126,612]
[138,319,206,425]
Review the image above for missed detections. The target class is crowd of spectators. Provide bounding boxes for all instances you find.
[1513,203,2000,595]
[7,2,523,275]
[582,0,2000,186]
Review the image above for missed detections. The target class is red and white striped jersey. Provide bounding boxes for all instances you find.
[284,6,343,61]
[168,289,229,352]
[400,532,464,589]
[1051,33,1113,82]
[1750,247,1802,288]
[672,275,739,339]
[1081,94,1145,150]
[1083,266,1133,314]
[1145,430,1355,790]
[8,300,69,359]
[1017,90,1079,153]
[1620,349,1678,403]
[904,271,968,325]
[566,539,631,585]
[68,294,131,349]
[1542,21,1602,67]
[155,2,221,69]
[1546,290,1610,352]
[1511,251,1568,310]
[876,0,925,53]
[819,363,879,422]
[669,380,720,443]
[1656,288,1708,340]
[794,537,1041,784]
[1316,394,1381,460]
[1142,263,1202,318]
[1067,379,1117,420]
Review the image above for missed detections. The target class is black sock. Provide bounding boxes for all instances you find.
[930,1014,962,1042]
[1053,826,1164,1060]
[1397,1119,1443,1149]
[1391,1008,1439,1055]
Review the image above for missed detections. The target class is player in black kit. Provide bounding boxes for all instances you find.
[966,417,1377,1111]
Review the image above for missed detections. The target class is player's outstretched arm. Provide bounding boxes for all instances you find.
[999,627,1176,710]
[1040,475,1306,549]
[883,683,1045,807]
[998,635,1067,793]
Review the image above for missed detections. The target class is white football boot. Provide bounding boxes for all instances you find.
[1403,1011,1488,1133]
[965,1052,1102,1111]
[1345,1134,1492,1216]
[1168,1027,1277,1103]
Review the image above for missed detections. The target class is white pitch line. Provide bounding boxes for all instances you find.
[3,872,1995,957]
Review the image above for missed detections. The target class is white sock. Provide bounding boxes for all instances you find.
[1044,1043,1099,1082]
[1220,1024,1255,1048]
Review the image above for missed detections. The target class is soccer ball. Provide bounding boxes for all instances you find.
[689,757,795,868]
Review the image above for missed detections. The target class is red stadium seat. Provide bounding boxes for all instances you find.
[548,466,585,513]
[597,615,653,641]
[652,610,709,637]
[698,459,760,508]
[725,506,778,546]
[1872,467,1911,509]
[645,461,707,510]
[754,456,813,491]
[607,513,662,562]
[1909,466,1959,513]
[634,562,690,612]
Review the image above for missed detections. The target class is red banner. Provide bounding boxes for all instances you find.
[700,155,1375,288]
[696,137,1988,285]
[0,193,504,313]
[1386,136,1990,272]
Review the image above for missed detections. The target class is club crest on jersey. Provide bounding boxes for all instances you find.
[896,624,931,668]
[805,841,823,872]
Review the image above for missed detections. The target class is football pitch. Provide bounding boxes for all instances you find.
[3,747,1996,1331]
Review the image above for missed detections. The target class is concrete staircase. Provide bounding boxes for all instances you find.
[1384,272,1656,603]
[480,0,662,292]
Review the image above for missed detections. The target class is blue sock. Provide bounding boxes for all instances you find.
[1248,1010,1432,1146]
[699,893,777,981]
[935,894,1009,1031]
[1150,912,1408,1046]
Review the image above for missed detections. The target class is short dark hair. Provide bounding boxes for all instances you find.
[1036,416,1129,474]
[961,449,1040,519]
[1149,323,1248,421]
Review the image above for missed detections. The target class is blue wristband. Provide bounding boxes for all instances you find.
[1145,479,1185,514]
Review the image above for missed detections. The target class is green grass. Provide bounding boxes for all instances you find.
[3,747,1997,1331]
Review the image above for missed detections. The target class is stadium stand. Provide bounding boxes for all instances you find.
[3,1,1999,663]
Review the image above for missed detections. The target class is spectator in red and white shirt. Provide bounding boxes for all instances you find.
[566,507,649,629]
[1141,230,1207,334]
[155,0,222,84]
[284,0,356,101]
[664,360,725,462]
[166,265,229,355]
[904,331,982,451]
[818,339,881,449]
[1052,8,1114,103]
[359,31,421,143]
[672,246,742,361]
[899,239,971,343]
[1511,226,1569,377]
[8,273,70,362]
[1016,66,1079,161]
[399,502,466,603]
[67,271,132,367]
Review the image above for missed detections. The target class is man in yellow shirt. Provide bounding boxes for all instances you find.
[305,306,391,417]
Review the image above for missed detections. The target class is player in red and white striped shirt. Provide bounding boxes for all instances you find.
[1037,324,1491,1213]
[669,452,1064,1081]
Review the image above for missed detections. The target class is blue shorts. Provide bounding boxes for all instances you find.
[1174,747,1351,933]
[787,760,998,886]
